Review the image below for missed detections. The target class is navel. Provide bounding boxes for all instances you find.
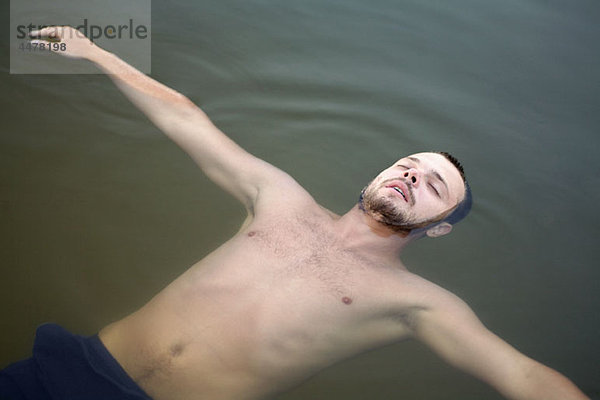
[342,296,353,305]
[247,231,256,237]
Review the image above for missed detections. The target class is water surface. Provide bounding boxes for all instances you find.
[1,0,599,398]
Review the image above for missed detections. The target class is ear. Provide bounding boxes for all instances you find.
[425,222,453,238]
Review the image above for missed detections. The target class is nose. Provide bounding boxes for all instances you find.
[403,168,420,187]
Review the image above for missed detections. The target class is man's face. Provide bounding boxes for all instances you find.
[361,152,466,230]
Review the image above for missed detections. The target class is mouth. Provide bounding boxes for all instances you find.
[385,181,409,203]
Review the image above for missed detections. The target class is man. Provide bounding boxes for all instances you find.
[0,26,589,400]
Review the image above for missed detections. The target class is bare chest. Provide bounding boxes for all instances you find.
[218,214,413,369]
[107,211,419,399]
[237,213,371,299]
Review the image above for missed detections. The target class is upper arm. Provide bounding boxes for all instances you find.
[165,103,315,214]
[412,291,536,398]
[406,285,590,400]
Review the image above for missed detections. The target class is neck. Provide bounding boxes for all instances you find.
[334,204,413,264]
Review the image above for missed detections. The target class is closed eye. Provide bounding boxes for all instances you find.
[429,183,441,198]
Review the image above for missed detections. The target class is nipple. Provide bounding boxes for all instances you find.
[342,296,353,305]
[170,343,184,357]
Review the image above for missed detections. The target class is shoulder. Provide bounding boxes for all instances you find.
[251,168,317,214]
[380,267,462,305]
[389,271,490,353]
[251,170,344,227]
[372,268,474,333]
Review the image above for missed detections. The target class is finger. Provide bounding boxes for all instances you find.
[29,26,55,38]
[29,26,62,39]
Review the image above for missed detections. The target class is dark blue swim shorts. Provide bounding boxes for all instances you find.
[0,323,152,400]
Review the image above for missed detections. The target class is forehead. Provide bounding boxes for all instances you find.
[392,152,466,202]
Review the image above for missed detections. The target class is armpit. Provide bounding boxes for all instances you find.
[388,306,428,332]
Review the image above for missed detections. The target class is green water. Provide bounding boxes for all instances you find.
[1,0,599,398]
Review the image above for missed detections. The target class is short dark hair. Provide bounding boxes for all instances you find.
[438,151,466,183]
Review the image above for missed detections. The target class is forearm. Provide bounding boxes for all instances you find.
[501,361,589,400]
[86,47,260,205]
[88,48,229,161]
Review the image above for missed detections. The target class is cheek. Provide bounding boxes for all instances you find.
[373,173,388,183]
[369,174,389,189]
[414,195,445,215]
[378,167,398,179]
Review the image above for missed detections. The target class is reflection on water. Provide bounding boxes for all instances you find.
[1,0,599,398]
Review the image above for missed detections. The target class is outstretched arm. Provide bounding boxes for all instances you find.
[412,290,589,400]
[30,26,311,214]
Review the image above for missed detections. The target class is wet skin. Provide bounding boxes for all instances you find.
[99,188,461,400]
[98,155,468,400]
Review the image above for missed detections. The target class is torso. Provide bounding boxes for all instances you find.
[99,201,439,400]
